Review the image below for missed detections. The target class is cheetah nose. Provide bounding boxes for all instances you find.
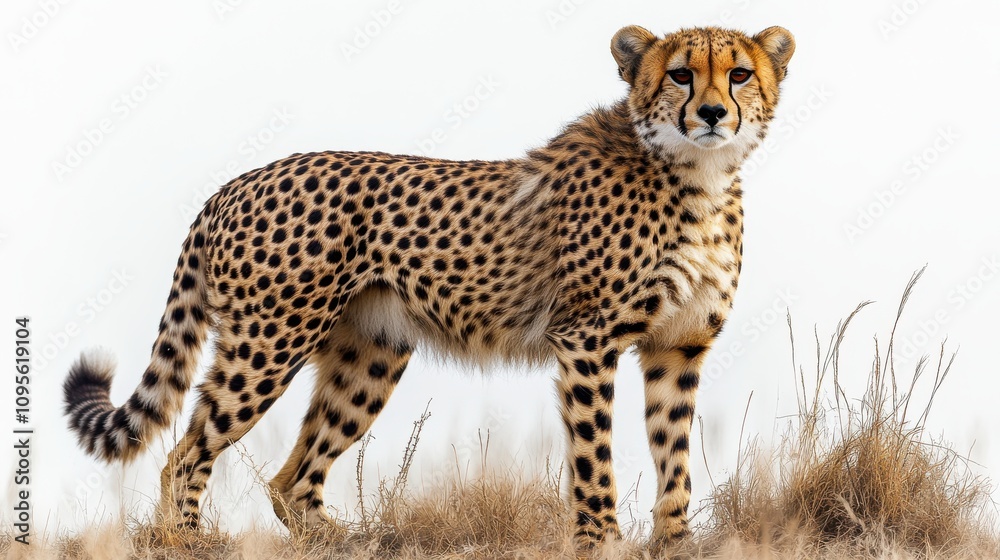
[696,104,727,127]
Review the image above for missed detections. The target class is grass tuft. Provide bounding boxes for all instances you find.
[701,268,999,558]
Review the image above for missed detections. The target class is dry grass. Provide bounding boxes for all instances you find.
[701,268,1000,559]
[4,270,999,559]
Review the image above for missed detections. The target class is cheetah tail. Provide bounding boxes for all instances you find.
[63,202,216,463]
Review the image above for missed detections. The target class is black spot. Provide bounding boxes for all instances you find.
[596,444,611,462]
[341,348,358,363]
[679,345,706,359]
[708,313,723,329]
[251,352,267,370]
[572,359,596,377]
[256,379,274,395]
[594,410,611,431]
[643,295,661,314]
[141,369,159,387]
[574,421,595,442]
[652,430,667,446]
[575,456,593,482]
[601,349,617,369]
[586,496,602,513]
[213,413,231,434]
[171,307,186,322]
[228,374,245,392]
[158,343,176,360]
[598,382,614,401]
[669,404,694,422]
[677,372,699,391]
[282,362,304,385]
[341,421,359,437]
[571,385,593,406]
[645,367,667,383]
[368,362,387,378]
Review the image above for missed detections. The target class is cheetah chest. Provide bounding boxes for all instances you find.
[645,216,741,347]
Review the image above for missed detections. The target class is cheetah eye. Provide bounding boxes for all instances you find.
[729,68,752,84]
[667,69,693,85]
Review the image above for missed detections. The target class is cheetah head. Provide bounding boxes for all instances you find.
[612,26,794,154]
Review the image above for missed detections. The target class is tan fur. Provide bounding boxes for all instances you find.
[64,25,794,549]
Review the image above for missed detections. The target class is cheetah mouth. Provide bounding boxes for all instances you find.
[692,128,732,148]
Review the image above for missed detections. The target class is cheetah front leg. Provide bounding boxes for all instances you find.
[638,342,711,546]
[553,339,622,548]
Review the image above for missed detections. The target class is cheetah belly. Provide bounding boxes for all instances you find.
[339,283,555,369]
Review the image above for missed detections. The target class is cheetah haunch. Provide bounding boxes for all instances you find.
[64,25,794,548]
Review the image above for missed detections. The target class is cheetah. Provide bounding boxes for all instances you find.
[63,25,794,548]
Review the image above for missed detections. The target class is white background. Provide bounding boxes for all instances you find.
[2,0,999,536]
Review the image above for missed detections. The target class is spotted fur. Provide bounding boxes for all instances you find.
[63,25,794,548]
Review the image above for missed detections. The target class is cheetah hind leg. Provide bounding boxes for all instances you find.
[155,313,321,535]
[269,316,412,534]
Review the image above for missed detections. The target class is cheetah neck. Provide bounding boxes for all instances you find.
[532,100,747,197]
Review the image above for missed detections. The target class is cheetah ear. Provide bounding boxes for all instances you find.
[753,26,795,80]
[611,25,657,86]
